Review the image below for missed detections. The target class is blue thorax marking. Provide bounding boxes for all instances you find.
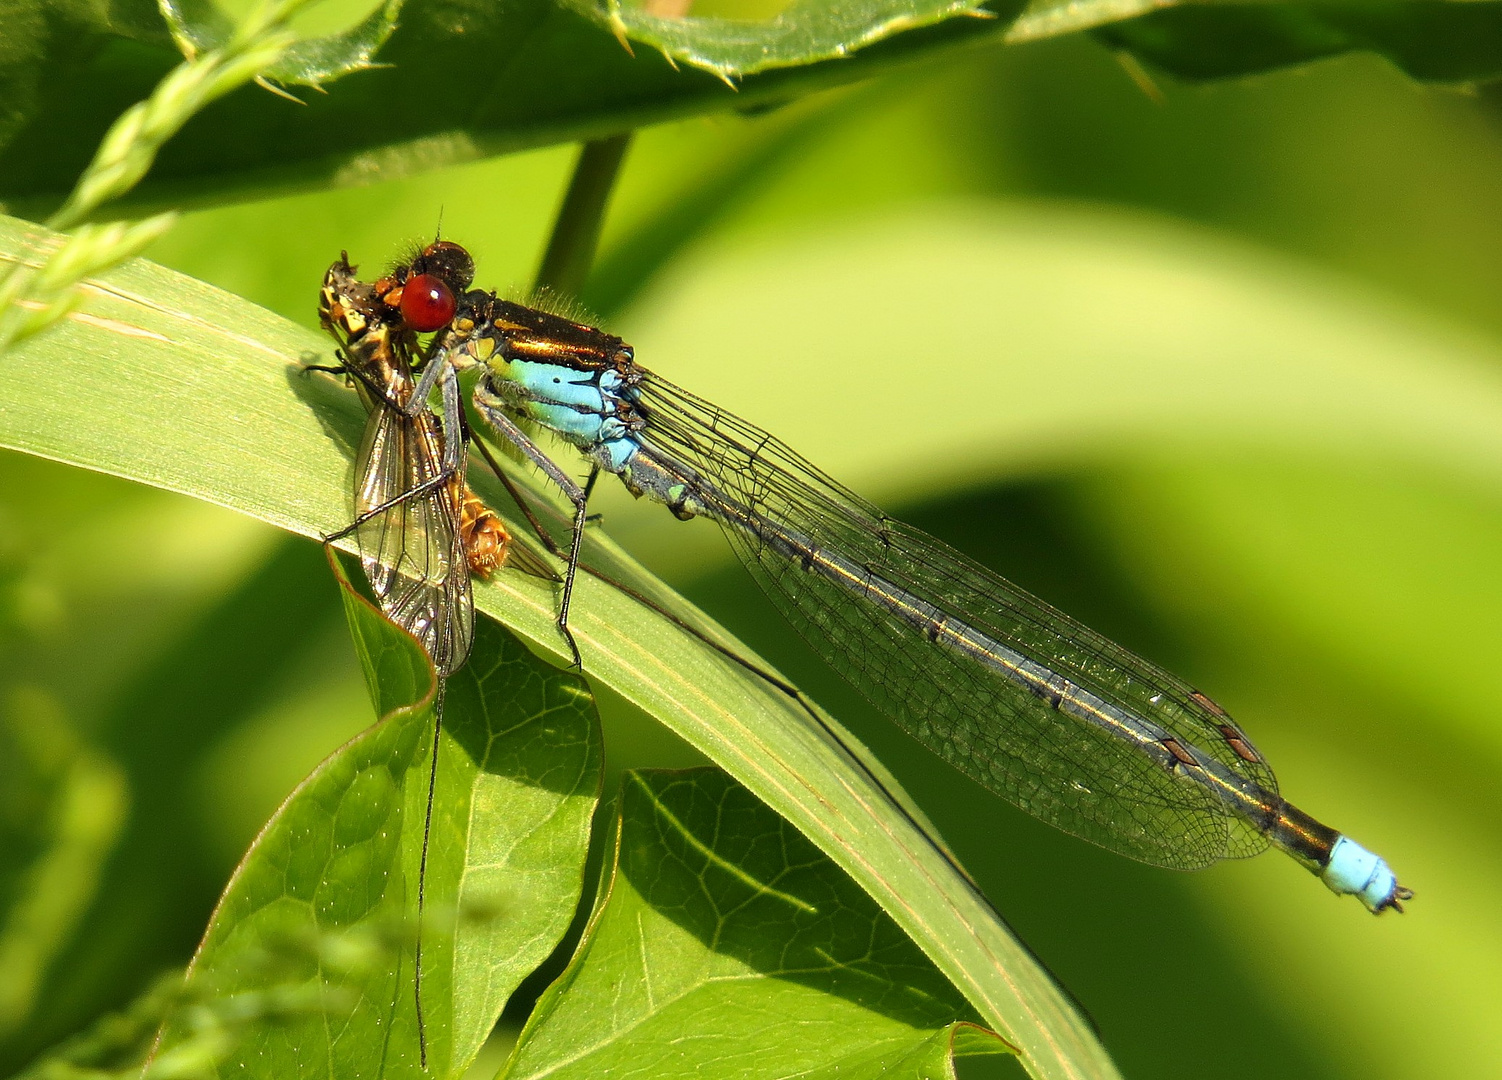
[511,358,606,410]
[502,358,641,472]
[597,436,638,473]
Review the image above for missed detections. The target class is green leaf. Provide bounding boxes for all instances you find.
[1056,1,1502,83]
[599,0,994,81]
[503,768,1013,1080]
[159,0,403,85]
[12,0,1502,219]
[14,0,1500,216]
[158,552,601,1079]
[1004,0,1159,42]
[0,216,1112,1080]
[267,0,403,85]
[0,0,1020,215]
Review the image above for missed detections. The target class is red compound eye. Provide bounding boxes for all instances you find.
[400,273,456,332]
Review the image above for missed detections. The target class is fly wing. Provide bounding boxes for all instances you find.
[352,398,474,676]
[632,373,1276,870]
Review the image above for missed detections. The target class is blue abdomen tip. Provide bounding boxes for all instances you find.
[1323,836,1411,913]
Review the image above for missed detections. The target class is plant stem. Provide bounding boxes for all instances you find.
[533,134,633,300]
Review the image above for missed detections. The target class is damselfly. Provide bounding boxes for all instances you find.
[376,241,1411,915]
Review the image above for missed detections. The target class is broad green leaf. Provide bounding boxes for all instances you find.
[12,0,1502,215]
[1005,0,1161,41]
[504,768,1013,1080]
[0,0,1019,215]
[158,568,435,1076]
[159,555,600,1079]
[1019,1,1502,82]
[341,558,604,1078]
[159,0,404,85]
[601,0,994,81]
[0,215,1112,1080]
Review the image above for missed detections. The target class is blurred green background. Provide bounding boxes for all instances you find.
[4,30,1501,1080]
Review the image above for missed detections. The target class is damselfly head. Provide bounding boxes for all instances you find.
[411,241,475,293]
[399,272,459,333]
[374,241,477,334]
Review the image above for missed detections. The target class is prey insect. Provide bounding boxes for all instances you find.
[315,247,503,671]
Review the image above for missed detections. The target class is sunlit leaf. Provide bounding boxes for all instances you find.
[504,768,1013,1080]
[157,555,600,1079]
[11,0,1499,215]
[0,215,1111,1080]
[600,0,999,80]
[1010,0,1502,82]
[159,0,403,85]
[0,0,1016,215]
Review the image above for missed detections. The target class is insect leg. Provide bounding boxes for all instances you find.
[404,338,450,417]
[471,383,588,667]
[303,355,413,415]
[323,463,459,544]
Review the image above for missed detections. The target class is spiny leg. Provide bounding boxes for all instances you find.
[325,362,473,543]
[470,424,812,706]
[302,353,409,416]
[303,354,459,544]
[471,386,588,668]
[472,436,564,559]
[324,466,458,545]
[582,466,606,525]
